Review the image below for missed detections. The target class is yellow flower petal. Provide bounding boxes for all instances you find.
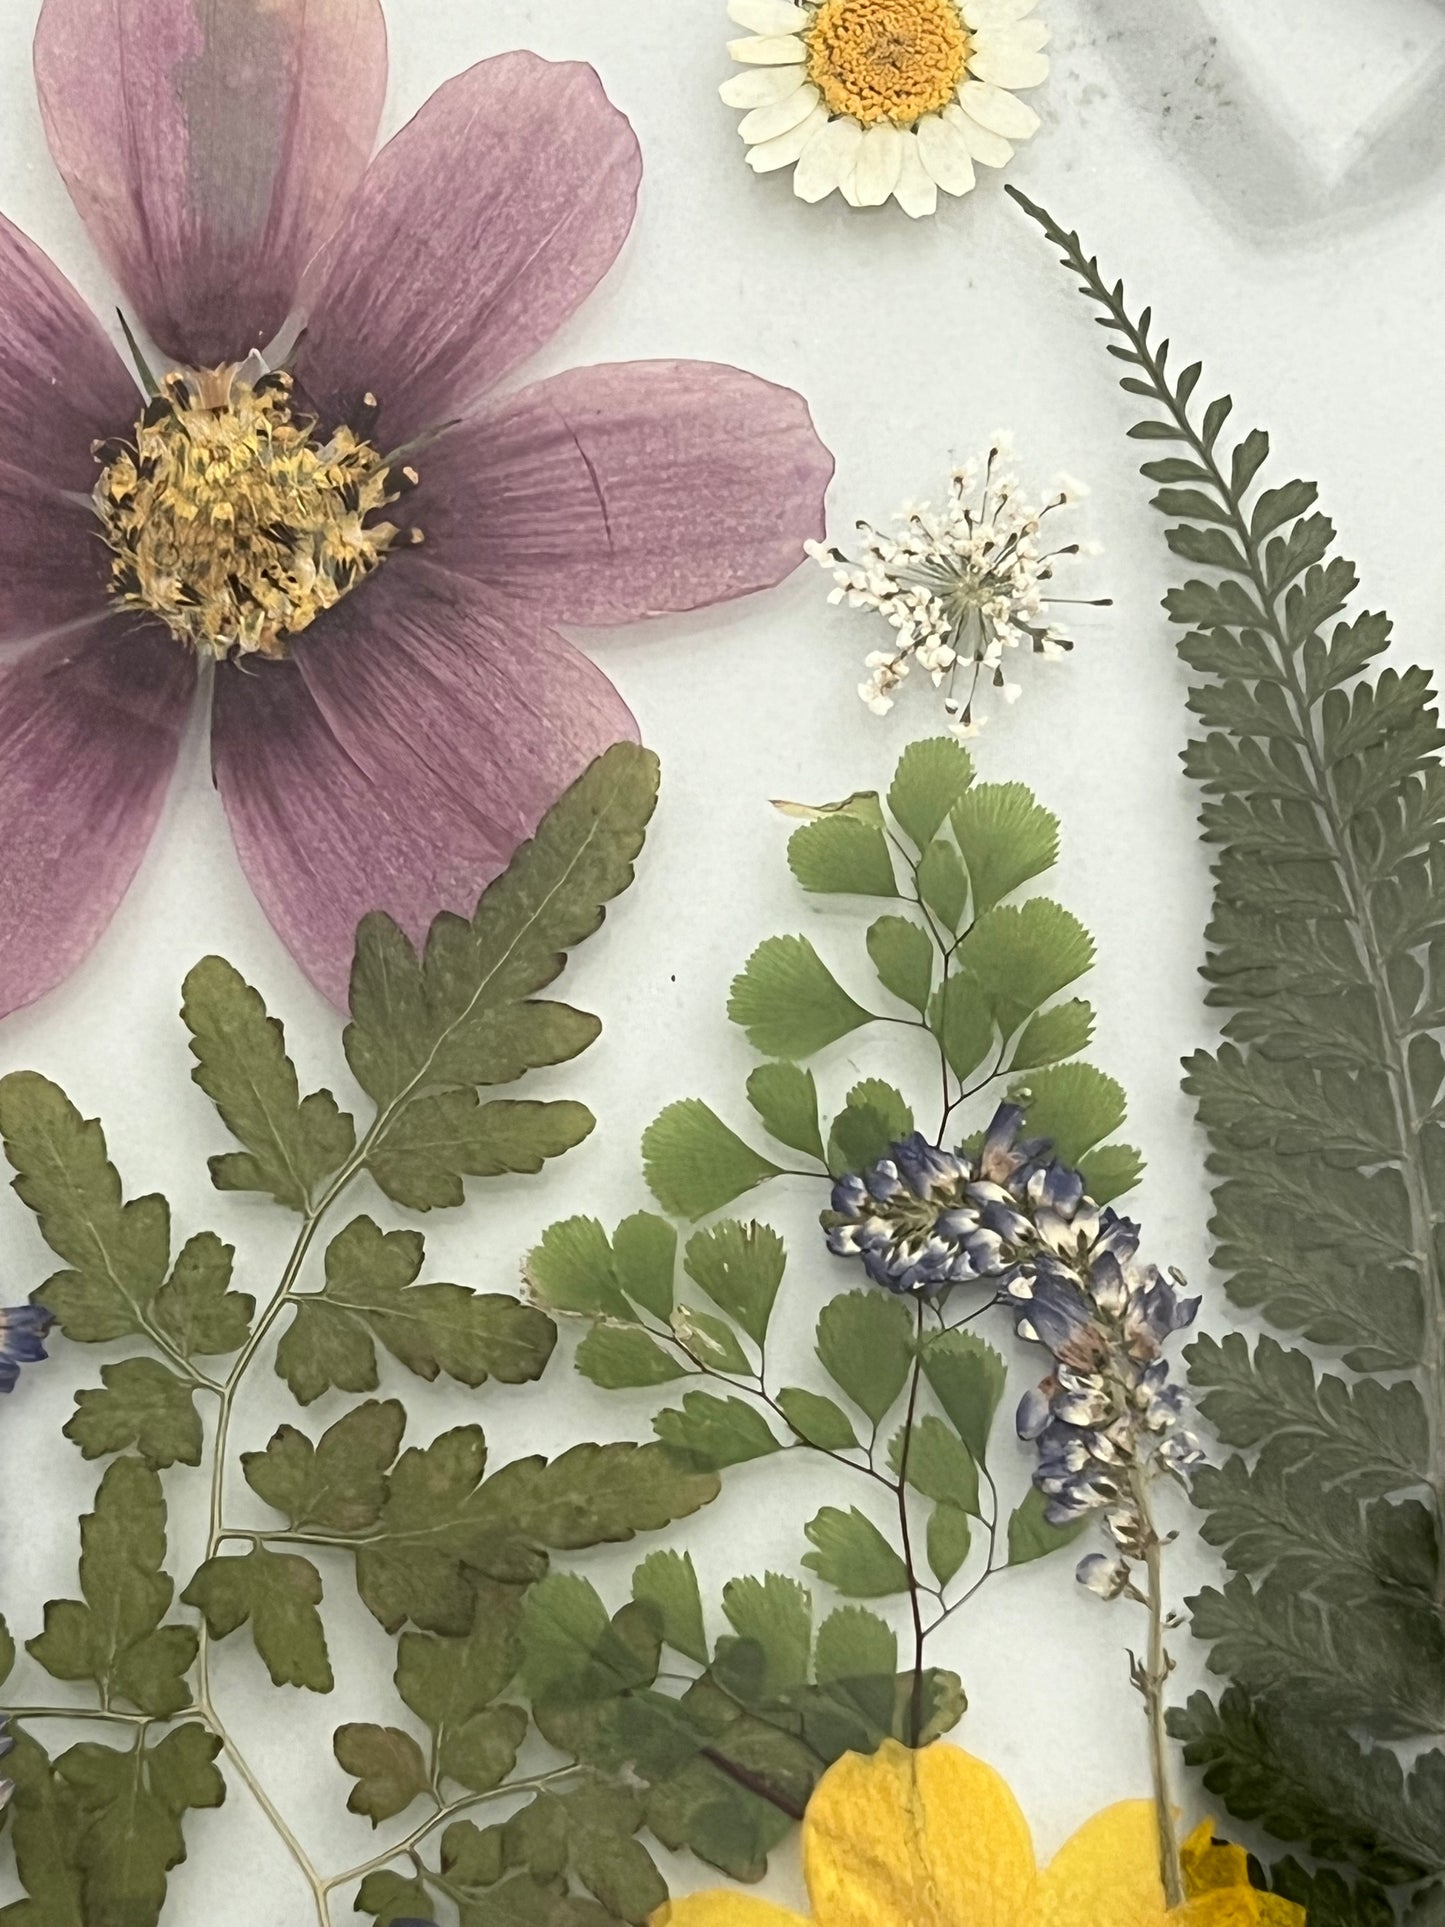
[1038,1799,1171,1927]
[1173,1895,1307,1927]
[1173,1823,1306,1927]
[1181,1820,1252,1897]
[651,1897,809,1927]
[802,1741,1038,1927]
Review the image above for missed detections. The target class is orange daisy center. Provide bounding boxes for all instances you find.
[805,0,971,127]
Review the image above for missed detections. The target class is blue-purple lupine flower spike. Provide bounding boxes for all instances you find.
[822,1105,1054,1296]
[0,1303,54,1392]
[822,1103,1203,1593]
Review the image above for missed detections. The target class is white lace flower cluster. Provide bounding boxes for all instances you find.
[806,437,1107,737]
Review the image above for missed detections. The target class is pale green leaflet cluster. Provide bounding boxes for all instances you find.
[641,733,1142,1220]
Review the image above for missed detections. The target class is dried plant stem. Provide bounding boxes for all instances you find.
[1130,1468,1184,1910]
[192,1127,389,1924]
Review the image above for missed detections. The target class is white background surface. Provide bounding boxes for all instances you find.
[1,1,1443,1919]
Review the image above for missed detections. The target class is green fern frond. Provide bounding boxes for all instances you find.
[1011,185,1445,1894]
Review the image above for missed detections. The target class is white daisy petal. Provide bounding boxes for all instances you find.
[720,63,807,107]
[727,0,812,29]
[893,130,938,218]
[746,100,829,171]
[739,82,820,143]
[728,33,808,64]
[792,115,864,202]
[915,113,977,196]
[853,120,904,206]
[966,36,1050,89]
[987,16,1050,51]
[839,165,863,208]
[945,102,1012,167]
[961,0,1040,23]
[957,77,1041,139]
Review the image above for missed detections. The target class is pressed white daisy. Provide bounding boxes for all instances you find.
[806,441,1109,737]
[720,0,1048,215]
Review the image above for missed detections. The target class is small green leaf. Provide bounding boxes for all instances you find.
[0,1073,169,1344]
[396,1602,527,1796]
[888,738,975,851]
[1007,1486,1089,1566]
[1009,1000,1095,1072]
[654,1392,781,1470]
[334,1723,430,1825]
[345,740,658,1106]
[775,1387,860,1451]
[916,840,970,931]
[816,1291,915,1424]
[949,783,1059,915]
[28,1458,196,1717]
[181,956,355,1213]
[803,1506,910,1597]
[719,1574,812,1697]
[683,1220,785,1347]
[962,900,1095,1037]
[54,1724,223,1927]
[672,1306,752,1374]
[367,1093,594,1211]
[866,916,934,1014]
[150,1231,254,1359]
[354,1870,433,1924]
[1077,1142,1146,1204]
[728,937,872,1060]
[519,1573,655,1705]
[524,1216,630,1320]
[1013,1063,1127,1164]
[0,1615,14,1689]
[827,1080,914,1174]
[632,1550,709,1665]
[746,1062,826,1163]
[2,1728,88,1924]
[921,1329,1008,1465]
[815,1606,897,1686]
[930,977,994,1083]
[928,1505,973,1586]
[182,1548,333,1692]
[275,1214,555,1406]
[612,1213,678,1320]
[643,1101,783,1220]
[788,814,898,897]
[242,1399,405,1534]
[65,1359,203,1470]
[888,1417,980,1515]
[576,1327,688,1389]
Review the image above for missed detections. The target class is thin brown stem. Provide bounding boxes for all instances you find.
[1130,1468,1184,1909]
[897,1300,929,1744]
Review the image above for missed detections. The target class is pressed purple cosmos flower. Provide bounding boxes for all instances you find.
[0,0,833,1013]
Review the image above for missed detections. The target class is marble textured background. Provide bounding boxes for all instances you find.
[0,0,1442,1917]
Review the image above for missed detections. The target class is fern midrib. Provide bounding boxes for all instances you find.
[1094,278,1445,1592]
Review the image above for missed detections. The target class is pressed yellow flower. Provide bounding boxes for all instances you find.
[651,1742,1305,1927]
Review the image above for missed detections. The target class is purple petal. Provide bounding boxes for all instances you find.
[417,360,832,626]
[0,623,194,1016]
[294,54,641,444]
[0,212,138,640]
[0,466,111,647]
[211,560,637,1006]
[0,209,137,491]
[35,0,387,368]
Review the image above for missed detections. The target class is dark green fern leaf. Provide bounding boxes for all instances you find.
[1012,185,1445,1885]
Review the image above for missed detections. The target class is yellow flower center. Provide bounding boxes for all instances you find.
[805,0,970,127]
[94,366,420,661]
